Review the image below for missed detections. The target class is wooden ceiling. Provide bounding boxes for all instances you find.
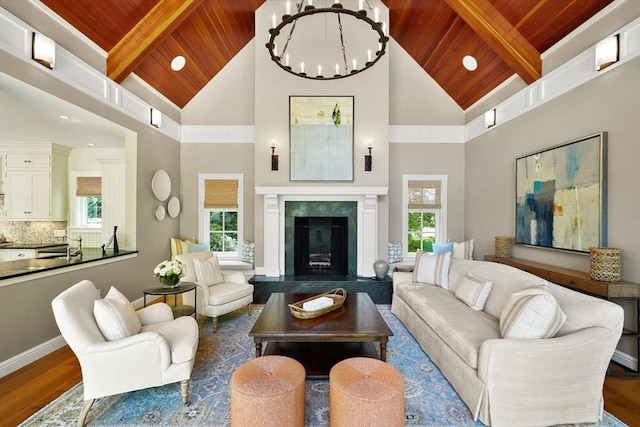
[40,0,612,110]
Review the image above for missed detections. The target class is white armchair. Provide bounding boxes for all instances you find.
[176,251,253,331]
[51,280,199,426]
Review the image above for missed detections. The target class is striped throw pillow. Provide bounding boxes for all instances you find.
[452,239,474,260]
[194,256,225,286]
[500,284,567,339]
[411,250,451,289]
[93,287,141,341]
[455,273,492,310]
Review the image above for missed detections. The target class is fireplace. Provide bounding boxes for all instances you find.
[293,217,349,276]
[255,186,387,277]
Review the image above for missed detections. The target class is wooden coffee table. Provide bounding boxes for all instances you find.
[249,292,393,378]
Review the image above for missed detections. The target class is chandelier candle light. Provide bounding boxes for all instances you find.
[267,0,389,80]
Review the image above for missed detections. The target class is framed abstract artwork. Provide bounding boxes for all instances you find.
[515,132,608,253]
[289,96,354,181]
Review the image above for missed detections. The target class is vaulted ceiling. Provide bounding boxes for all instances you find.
[40,0,612,110]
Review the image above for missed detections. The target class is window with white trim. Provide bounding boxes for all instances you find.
[402,175,447,257]
[199,174,244,258]
[69,172,102,229]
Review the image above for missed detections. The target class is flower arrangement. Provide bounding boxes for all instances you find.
[154,259,185,288]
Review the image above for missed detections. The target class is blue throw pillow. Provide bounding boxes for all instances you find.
[432,242,454,254]
[388,241,402,264]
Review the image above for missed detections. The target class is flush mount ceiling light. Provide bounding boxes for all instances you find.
[462,55,477,71]
[59,115,70,120]
[32,32,56,69]
[266,0,389,80]
[171,55,186,71]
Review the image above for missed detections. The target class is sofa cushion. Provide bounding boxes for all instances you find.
[395,283,500,368]
[452,239,474,260]
[455,273,492,310]
[500,284,567,339]
[388,241,402,264]
[206,282,254,306]
[411,250,451,289]
[93,287,141,341]
[194,257,225,286]
[140,316,199,364]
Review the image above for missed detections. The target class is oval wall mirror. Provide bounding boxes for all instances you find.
[168,196,181,218]
[151,170,171,201]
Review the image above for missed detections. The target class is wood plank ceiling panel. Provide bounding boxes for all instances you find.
[41,0,159,51]
[133,0,264,107]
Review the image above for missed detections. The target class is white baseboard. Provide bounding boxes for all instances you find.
[612,349,638,372]
[0,335,66,378]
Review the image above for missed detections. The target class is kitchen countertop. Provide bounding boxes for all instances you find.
[0,248,137,280]
[0,242,68,249]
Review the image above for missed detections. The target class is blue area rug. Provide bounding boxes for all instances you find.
[22,305,625,426]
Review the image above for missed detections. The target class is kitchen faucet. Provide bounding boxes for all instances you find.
[65,235,83,259]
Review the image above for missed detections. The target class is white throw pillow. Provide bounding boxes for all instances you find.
[500,284,567,339]
[194,256,225,286]
[94,287,141,341]
[452,239,474,260]
[455,273,492,310]
[411,250,451,289]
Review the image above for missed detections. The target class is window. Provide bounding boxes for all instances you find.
[402,175,447,257]
[70,173,102,228]
[199,174,243,257]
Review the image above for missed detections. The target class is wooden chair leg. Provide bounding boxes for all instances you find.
[180,380,190,405]
[212,316,218,332]
[77,398,94,427]
[247,303,253,316]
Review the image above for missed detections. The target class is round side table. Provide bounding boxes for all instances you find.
[143,282,197,318]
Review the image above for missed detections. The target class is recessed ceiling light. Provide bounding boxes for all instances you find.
[59,115,70,120]
[462,55,477,71]
[87,143,96,146]
[171,56,186,71]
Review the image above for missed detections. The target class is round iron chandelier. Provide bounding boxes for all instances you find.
[266,1,389,80]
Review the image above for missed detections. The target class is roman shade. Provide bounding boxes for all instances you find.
[408,180,441,209]
[204,179,238,209]
[76,176,102,197]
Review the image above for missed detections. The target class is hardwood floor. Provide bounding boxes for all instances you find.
[1,347,638,427]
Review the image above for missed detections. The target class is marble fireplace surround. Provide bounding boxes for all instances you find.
[255,187,388,277]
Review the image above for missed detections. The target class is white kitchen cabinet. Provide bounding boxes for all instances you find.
[1,143,70,221]
[6,249,36,260]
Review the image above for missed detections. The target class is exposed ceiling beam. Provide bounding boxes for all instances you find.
[444,0,541,84]
[107,0,204,83]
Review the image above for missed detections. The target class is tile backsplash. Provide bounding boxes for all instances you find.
[0,221,67,243]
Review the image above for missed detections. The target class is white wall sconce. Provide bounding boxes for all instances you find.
[364,143,372,171]
[485,109,496,128]
[32,32,55,69]
[150,108,162,128]
[595,34,619,71]
[271,142,279,171]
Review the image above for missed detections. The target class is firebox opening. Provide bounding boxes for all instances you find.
[294,217,348,276]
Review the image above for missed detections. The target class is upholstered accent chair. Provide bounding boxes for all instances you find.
[176,251,254,331]
[51,280,199,426]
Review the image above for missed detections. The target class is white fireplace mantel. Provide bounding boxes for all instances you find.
[255,186,388,277]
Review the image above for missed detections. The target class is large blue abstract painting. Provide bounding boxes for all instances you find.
[515,133,607,253]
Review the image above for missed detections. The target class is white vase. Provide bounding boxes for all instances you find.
[373,259,389,279]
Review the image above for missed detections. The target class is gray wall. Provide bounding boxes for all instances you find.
[465,58,640,358]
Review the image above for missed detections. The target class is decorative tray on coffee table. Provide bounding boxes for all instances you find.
[288,288,347,319]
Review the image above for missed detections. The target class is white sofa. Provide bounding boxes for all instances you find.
[391,258,624,427]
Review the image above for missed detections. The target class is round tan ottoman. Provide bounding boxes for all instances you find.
[230,355,306,427]
[329,357,404,427]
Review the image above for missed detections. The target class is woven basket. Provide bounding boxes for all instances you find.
[589,247,621,282]
[494,236,513,258]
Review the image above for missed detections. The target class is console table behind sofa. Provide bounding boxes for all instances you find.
[485,255,639,375]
